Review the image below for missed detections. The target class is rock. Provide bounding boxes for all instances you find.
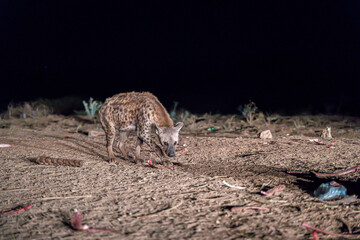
[259,130,272,139]
[321,127,332,139]
[88,130,104,137]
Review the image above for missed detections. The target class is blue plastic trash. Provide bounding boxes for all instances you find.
[313,181,347,200]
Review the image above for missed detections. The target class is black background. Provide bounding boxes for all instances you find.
[1,1,360,115]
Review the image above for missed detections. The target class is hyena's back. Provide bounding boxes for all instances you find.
[99,92,173,131]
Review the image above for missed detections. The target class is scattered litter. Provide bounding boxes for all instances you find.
[259,130,272,139]
[0,144,12,148]
[231,206,270,212]
[70,210,119,233]
[148,159,175,170]
[222,180,246,189]
[314,165,360,178]
[31,156,83,167]
[302,222,360,238]
[205,127,216,131]
[261,185,286,196]
[313,181,346,200]
[309,139,319,142]
[321,127,332,139]
[0,205,32,216]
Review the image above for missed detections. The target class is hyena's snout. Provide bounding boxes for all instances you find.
[166,146,176,157]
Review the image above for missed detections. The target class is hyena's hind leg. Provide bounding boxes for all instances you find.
[134,137,143,164]
[99,115,117,162]
[116,131,130,160]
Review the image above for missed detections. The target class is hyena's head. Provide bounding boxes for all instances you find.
[155,122,184,157]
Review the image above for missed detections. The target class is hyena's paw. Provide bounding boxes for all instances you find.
[108,157,120,163]
[132,156,144,165]
[160,159,173,166]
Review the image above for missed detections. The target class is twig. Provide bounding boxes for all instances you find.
[302,222,360,238]
[0,188,30,193]
[313,166,360,178]
[136,201,183,218]
[70,211,119,233]
[231,206,270,212]
[261,185,286,196]
[41,195,92,200]
[222,180,246,189]
[0,205,32,216]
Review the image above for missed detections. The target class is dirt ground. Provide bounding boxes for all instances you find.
[1,114,360,239]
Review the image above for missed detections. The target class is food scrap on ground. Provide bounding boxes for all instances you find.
[313,140,336,147]
[313,165,360,178]
[0,205,32,216]
[302,222,360,238]
[70,210,119,233]
[260,185,286,196]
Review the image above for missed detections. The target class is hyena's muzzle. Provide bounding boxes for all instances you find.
[165,145,176,157]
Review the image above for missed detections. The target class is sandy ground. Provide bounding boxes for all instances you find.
[1,115,360,239]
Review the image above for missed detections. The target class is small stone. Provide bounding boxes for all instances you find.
[260,130,272,139]
[88,130,104,137]
[321,127,332,139]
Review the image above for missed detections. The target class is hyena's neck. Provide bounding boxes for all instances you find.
[151,100,173,128]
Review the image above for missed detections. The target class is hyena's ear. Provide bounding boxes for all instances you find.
[174,122,184,132]
[155,125,163,135]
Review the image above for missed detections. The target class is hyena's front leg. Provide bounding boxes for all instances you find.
[137,125,164,162]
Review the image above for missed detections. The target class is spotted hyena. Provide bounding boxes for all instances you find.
[99,92,184,163]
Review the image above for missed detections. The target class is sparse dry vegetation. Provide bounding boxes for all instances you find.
[4,101,52,119]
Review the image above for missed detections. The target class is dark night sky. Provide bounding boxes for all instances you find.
[1,1,360,115]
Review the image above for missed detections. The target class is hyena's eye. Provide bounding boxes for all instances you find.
[174,141,177,145]
[164,142,168,146]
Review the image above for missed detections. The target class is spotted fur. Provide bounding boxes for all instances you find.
[99,92,183,163]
